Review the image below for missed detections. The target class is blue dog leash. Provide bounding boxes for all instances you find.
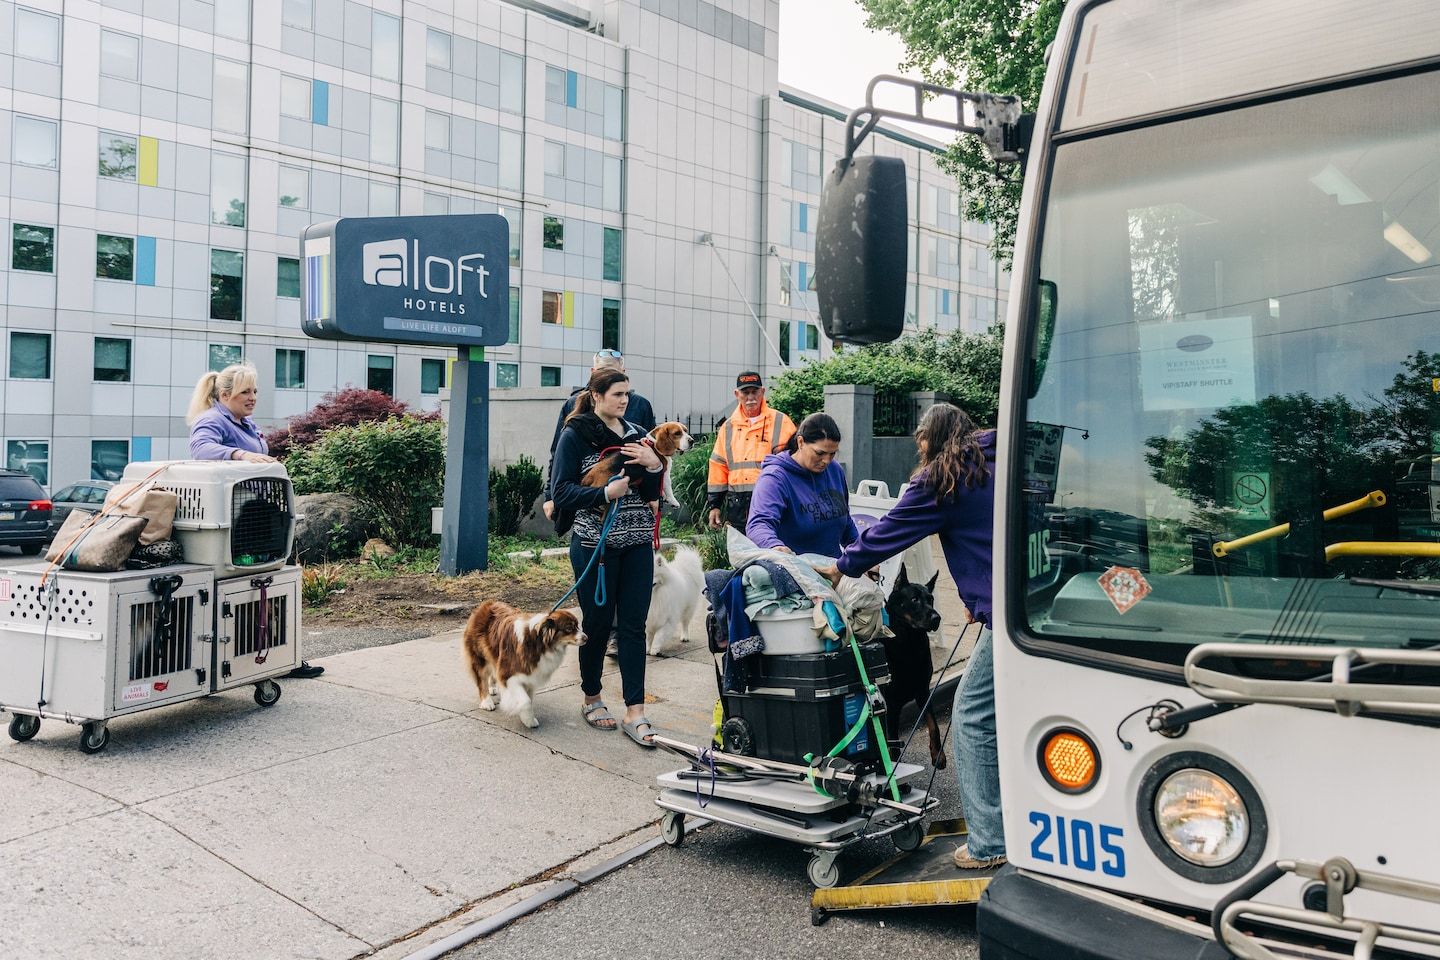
[550,474,625,612]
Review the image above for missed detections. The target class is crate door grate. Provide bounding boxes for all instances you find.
[231,478,291,566]
[128,596,195,681]
[232,594,289,657]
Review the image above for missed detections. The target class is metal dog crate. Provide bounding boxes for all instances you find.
[213,567,300,691]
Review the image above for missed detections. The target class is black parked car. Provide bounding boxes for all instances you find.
[47,480,115,539]
[0,470,53,555]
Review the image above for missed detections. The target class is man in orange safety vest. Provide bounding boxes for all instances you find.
[706,371,797,530]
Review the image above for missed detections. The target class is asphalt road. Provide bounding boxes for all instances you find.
[445,725,982,960]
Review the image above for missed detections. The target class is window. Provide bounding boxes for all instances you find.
[369,182,397,216]
[279,166,308,208]
[540,366,561,387]
[498,129,523,192]
[91,440,129,482]
[370,97,399,164]
[426,29,452,70]
[16,8,60,64]
[215,1,250,41]
[12,225,54,273]
[778,320,791,365]
[425,111,449,151]
[14,117,58,169]
[543,216,564,250]
[282,0,311,28]
[499,51,524,114]
[276,257,300,298]
[603,84,623,140]
[96,235,135,281]
[541,290,563,325]
[280,75,310,120]
[211,153,247,227]
[213,59,249,134]
[603,228,622,282]
[603,156,621,211]
[5,440,48,486]
[93,337,132,382]
[805,323,820,351]
[543,140,564,177]
[9,332,51,379]
[421,358,446,395]
[100,31,139,80]
[498,206,521,265]
[372,12,400,81]
[367,355,394,395]
[208,343,241,372]
[508,286,520,343]
[98,133,138,181]
[210,250,244,321]
[496,363,519,389]
[275,348,305,389]
[424,193,449,216]
[545,66,566,104]
[602,299,621,352]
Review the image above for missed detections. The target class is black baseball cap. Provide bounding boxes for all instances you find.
[736,371,763,389]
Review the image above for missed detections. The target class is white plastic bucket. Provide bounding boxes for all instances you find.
[753,607,826,655]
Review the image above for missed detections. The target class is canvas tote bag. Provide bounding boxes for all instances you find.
[102,480,178,545]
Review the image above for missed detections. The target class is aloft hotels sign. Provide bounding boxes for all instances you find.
[300,215,510,347]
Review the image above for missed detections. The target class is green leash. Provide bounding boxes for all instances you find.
[804,627,901,803]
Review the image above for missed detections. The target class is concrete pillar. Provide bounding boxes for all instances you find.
[909,390,949,429]
[824,383,874,487]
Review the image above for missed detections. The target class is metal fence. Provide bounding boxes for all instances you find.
[657,413,724,439]
[873,392,918,437]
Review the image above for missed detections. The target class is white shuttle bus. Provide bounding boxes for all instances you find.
[982,1,1440,957]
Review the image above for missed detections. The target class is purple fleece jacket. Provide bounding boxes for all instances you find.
[835,430,996,627]
[746,452,859,557]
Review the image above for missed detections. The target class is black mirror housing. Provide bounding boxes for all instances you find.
[815,155,908,345]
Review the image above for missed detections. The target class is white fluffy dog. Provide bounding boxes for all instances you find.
[646,546,705,656]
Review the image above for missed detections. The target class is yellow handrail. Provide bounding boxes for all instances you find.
[1211,490,1387,558]
[1324,541,1440,561]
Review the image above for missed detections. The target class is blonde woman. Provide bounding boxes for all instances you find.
[186,363,323,680]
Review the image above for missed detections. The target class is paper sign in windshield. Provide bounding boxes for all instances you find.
[1139,316,1256,411]
[1098,566,1151,615]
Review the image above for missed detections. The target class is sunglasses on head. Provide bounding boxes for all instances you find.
[595,350,623,359]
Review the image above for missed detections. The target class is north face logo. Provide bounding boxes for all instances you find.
[361,239,490,296]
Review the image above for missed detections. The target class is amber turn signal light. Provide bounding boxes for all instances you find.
[1039,728,1099,794]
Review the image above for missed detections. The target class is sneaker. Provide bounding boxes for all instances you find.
[953,843,1007,870]
[286,661,325,679]
[606,635,620,658]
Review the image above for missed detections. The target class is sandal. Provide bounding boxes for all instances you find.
[622,716,656,748]
[581,701,617,731]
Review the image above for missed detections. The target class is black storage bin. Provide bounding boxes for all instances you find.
[750,644,889,689]
[722,675,882,766]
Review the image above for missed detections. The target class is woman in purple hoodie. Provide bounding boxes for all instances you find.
[816,403,1003,871]
[745,413,859,557]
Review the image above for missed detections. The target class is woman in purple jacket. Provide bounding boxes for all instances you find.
[817,403,1003,871]
[745,413,859,556]
[186,363,322,680]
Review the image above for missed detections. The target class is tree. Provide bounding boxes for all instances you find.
[857,0,1067,262]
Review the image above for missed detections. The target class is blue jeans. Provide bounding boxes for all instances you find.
[952,627,1005,859]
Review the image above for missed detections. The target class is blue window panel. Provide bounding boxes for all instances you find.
[312,80,330,126]
[130,436,152,462]
[135,236,156,286]
[798,202,808,233]
[566,70,577,108]
[797,262,808,291]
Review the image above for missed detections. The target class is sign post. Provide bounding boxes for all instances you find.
[300,214,509,574]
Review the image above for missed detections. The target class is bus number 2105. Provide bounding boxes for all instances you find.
[1028,811,1126,877]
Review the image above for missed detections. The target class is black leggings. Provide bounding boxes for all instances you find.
[569,539,653,707]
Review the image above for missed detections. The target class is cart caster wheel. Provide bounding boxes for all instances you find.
[79,722,109,754]
[808,854,841,889]
[660,812,686,847]
[8,714,40,742]
[810,907,830,927]
[721,716,755,756]
[254,680,282,707]
[893,821,925,853]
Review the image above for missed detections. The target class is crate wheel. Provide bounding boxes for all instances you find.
[660,811,686,847]
[893,821,925,853]
[254,680,282,707]
[7,714,40,742]
[810,907,829,927]
[78,722,109,755]
[807,853,840,889]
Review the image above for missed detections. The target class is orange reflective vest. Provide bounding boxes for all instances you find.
[706,402,797,504]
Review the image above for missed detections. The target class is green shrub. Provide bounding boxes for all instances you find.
[489,455,544,537]
[667,441,714,528]
[697,528,729,571]
[766,352,948,424]
[284,415,444,547]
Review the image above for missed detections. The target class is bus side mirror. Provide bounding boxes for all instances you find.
[1028,280,1058,399]
[815,155,908,345]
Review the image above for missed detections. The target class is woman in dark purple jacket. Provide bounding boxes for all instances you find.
[818,403,1004,870]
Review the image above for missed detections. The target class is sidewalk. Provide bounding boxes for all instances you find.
[0,545,975,960]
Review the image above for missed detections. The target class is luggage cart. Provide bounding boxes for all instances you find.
[653,734,940,888]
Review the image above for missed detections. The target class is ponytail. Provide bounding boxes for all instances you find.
[186,371,221,424]
[186,363,258,424]
[564,369,629,426]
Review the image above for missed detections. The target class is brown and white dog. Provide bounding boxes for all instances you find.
[580,421,693,505]
[463,601,585,729]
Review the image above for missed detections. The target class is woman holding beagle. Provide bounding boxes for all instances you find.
[550,368,664,747]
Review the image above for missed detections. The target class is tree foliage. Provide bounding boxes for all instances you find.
[489,455,544,537]
[857,0,1067,262]
[266,387,437,458]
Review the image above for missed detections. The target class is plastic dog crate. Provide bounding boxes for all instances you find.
[213,567,300,691]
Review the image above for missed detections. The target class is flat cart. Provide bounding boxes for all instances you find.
[653,734,939,889]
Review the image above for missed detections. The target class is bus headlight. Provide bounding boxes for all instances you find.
[1153,768,1248,867]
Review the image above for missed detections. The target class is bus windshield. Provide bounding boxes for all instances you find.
[1020,68,1440,664]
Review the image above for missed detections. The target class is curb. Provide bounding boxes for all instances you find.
[503,536,701,562]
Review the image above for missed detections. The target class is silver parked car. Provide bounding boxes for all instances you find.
[46,480,114,539]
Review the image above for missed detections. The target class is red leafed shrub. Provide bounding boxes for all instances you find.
[266,388,439,458]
